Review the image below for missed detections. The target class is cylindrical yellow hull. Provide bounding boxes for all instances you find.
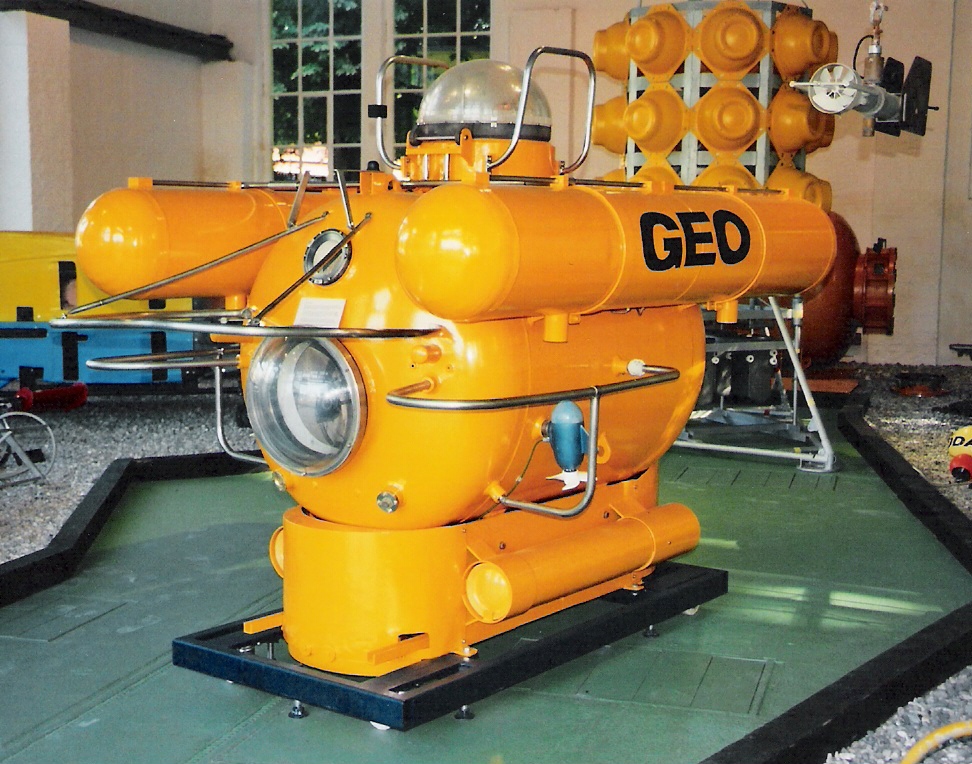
[396,183,836,322]
[75,181,334,299]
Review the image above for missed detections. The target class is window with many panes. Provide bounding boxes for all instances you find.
[270,1,489,179]
[392,0,490,150]
[271,0,363,180]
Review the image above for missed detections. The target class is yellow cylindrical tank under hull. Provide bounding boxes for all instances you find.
[275,468,699,677]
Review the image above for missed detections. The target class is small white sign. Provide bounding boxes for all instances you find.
[547,471,588,491]
[294,298,346,328]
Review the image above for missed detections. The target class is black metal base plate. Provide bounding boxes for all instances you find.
[173,561,727,730]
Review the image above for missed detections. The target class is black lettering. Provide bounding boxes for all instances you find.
[677,211,716,267]
[953,436,967,447]
[713,209,751,265]
[641,212,683,271]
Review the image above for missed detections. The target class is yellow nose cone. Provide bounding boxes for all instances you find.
[696,2,768,77]
[695,84,762,154]
[626,8,689,79]
[766,164,833,211]
[772,8,833,79]
[768,86,825,154]
[623,86,686,154]
[593,19,631,81]
[592,95,630,155]
[694,162,759,190]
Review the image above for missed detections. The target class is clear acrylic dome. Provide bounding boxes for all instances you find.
[414,59,552,141]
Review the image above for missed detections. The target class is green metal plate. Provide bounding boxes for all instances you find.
[1,439,971,764]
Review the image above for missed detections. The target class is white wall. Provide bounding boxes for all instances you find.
[69,28,205,216]
[68,0,270,218]
[0,0,269,228]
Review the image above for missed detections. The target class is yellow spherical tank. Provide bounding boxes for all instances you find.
[695,1,769,78]
[694,82,764,155]
[624,85,688,155]
[243,187,708,531]
[626,6,691,80]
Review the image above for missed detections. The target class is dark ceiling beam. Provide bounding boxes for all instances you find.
[0,0,233,62]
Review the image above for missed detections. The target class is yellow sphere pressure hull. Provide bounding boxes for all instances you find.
[274,469,699,677]
[236,175,835,676]
[243,187,709,531]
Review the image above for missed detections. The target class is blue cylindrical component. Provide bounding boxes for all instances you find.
[549,400,588,472]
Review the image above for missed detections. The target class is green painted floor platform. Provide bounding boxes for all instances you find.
[3,416,972,764]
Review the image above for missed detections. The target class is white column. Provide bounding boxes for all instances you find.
[0,11,73,232]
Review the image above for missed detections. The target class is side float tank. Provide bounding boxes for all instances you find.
[64,50,835,677]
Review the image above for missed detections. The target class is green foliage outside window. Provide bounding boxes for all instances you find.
[271,0,490,177]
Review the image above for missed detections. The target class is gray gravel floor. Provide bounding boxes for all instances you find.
[0,385,255,563]
[3,365,972,762]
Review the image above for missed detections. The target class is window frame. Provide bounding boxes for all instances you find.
[268,0,493,180]
[270,0,364,180]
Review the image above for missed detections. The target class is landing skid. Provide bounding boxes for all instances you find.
[173,561,727,730]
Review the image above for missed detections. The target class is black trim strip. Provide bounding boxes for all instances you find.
[703,601,972,764]
[0,327,47,339]
[0,0,233,62]
[840,406,972,571]
[412,121,552,143]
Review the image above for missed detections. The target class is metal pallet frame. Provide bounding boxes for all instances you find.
[673,297,837,472]
[172,562,728,731]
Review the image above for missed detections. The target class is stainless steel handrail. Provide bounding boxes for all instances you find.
[500,394,600,518]
[487,46,597,174]
[386,365,678,411]
[85,347,240,371]
[52,315,438,340]
[387,365,680,519]
[373,55,451,171]
[214,366,266,465]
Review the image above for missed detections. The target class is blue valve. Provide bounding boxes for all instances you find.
[549,400,589,472]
